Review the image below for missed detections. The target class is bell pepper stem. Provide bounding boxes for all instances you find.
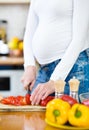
[53,109,60,122]
[75,109,82,118]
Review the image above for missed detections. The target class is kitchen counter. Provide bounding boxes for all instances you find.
[0,56,24,65]
[0,111,60,130]
[0,109,86,130]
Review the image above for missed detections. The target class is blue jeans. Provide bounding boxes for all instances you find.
[29,48,89,96]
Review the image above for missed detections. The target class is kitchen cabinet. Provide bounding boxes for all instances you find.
[0,0,30,4]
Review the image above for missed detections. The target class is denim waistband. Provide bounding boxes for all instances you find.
[40,49,89,67]
[40,59,60,68]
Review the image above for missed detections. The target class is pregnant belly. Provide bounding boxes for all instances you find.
[32,25,71,63]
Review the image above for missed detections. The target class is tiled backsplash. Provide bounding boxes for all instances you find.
[0,4,30,42]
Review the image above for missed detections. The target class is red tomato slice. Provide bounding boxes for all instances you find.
[20,97,27,105]
[1,95,31,106]
[40,96,54,106]
[9,96,16,105]
[1,96,23,106]
[25,94,31,105]
[1,96,15,105]
[1,98,10,104]
[14,96,24,106]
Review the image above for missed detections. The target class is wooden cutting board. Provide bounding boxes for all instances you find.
[0,103,46,112]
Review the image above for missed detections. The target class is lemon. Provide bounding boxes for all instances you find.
[8,37,20,50]
[18,41,23,50]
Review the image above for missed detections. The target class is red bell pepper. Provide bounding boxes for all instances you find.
[60,94,78,106]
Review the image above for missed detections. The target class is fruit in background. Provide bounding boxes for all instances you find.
[18,41,23,51]
[11,49,23,57]
[8,37,20,50]
[8,37,23,57]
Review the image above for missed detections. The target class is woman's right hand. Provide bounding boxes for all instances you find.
[21,66,36,91]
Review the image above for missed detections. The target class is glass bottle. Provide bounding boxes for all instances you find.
[0,20,8,43]
[69,77,80,102]
[54,79,66,98]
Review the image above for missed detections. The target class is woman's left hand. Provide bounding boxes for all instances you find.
[30,80,55,105]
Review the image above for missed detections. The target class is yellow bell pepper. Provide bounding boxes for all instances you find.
[68,103,89,127]
[46,98,71,125]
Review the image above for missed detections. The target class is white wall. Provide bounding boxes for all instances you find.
[0,4,30,42]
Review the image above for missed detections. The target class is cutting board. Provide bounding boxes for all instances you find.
[0,103,46,112]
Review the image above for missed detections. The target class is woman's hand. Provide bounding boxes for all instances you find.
[30,80,55,105]
[21,66,36,91]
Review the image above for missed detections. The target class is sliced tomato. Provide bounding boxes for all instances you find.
[1,98,10,104]
[1,96,15,105]
[1,95,31,106]
[1,96,23,106]
[9,96,16,105]
[20,97,27,105]
[25,94,31,105]
[40,96,54,106]
[14,96,24,106]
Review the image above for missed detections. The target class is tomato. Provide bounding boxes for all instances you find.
[1,98,10,104]
[14,96,27,106]
[40,96,54,106]
[1,94,31,106]
[82,99,89,107]
[9,96,16,105]
[25,94,31,105]
[20,97,27,105]
[0,95,27,106]
[1,96,15,105]
[15,96,24,106]
[60,94,78,106]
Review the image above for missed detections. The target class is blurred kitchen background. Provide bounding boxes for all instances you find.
[0,0,30,97]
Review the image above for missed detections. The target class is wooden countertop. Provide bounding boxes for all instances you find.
[0,56,24,65]
[0,111,60,130]
[0,109,85,130]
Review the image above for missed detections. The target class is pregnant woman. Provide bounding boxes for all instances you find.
[21,0,89,105]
